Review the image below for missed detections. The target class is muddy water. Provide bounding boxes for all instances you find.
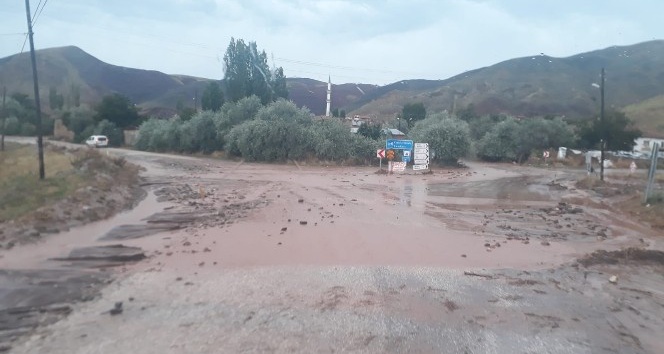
[134,170,578,271]
[0,192,171,269]
[427,176,554,201]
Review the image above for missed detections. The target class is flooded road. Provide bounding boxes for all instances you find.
[3,146,664,354]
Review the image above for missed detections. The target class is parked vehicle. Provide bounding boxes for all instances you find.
[85,135,109,148]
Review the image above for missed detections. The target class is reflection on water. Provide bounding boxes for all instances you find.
[400,185,413,206]
[426,177,552,202]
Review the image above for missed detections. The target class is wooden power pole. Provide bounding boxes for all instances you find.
[24,0,46,179]
[599,67,605,181]
[1,87,6,151]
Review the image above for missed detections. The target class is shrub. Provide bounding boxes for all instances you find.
[226,118,313,162]
[3,117,20,135]
[410,113,471,164]
[61,106,96,142]
[178,112,219,153]
[254,99,312,125]
[20,123,36,136]
[135,118,180,152]
[476,116,576,163]
[221,95,262,125]
[310,119,356,161]
[476,118,521,162]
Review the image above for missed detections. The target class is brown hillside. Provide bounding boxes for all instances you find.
[349,40,664,126]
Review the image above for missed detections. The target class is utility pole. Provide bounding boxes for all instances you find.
[1,87,6,151]
[600,67,605,181]
[24,0,46,180]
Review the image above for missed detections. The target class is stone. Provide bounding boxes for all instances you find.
[109,302,123,316]
[609,275,618,284]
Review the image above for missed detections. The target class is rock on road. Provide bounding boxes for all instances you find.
[4,142,664,354]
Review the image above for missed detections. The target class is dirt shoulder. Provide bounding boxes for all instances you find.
[0,143,145,250]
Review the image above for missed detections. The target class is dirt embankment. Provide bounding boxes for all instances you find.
[0,145,145,250]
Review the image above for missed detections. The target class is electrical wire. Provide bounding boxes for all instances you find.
[19,0,46,54]
[33,0,49,26]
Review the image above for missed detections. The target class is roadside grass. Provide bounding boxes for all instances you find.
[0,143,84,222]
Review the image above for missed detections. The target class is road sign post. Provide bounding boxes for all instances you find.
[413,143,430,172]
[386,139,414,150]
[377,149,386,170]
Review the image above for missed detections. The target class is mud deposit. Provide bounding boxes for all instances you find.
[1,148,663,353]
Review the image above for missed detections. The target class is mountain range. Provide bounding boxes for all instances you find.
[1,41,663,137]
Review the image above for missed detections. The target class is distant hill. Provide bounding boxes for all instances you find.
[287,78,379,116]
[1,41,663,134]
[0,46,375,118]
[0,46,211,117]
[623,94,664,138]
[349,40,664,130]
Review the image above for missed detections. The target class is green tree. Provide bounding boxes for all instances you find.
[95,94,141,129]
[226,100,313,161]
[201,81,224,112]
[476,118,522,162]
[49,87,64,111]
[475,116,575,163]
[410,113,471,165]
[68,83,81,108]
[178,107,197,121]
[178,113,220,154]
[357,122,382,140]
[340,110,346,118]
[578,110,641,151]
[61,106,96,142]
[223,38,288,104]
[272,67,289,100]
[221,95,263,125]
[457,104,478,122]
[402,102,426,123]
[332,108,339,117]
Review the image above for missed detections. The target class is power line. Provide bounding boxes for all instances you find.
[32,0,43,21]
[275,56,432,77]
[33,0,49,26]
[19,0,43,53]
[20,34,29,53]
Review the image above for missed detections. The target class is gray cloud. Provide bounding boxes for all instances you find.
[1,0,663,85]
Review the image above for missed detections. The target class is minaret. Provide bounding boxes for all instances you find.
[325,76,332,117]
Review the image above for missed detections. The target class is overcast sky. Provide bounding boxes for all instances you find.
[1,0,663,85]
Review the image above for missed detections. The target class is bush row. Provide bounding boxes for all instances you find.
[134,96,578,166]
[135,98,382,164]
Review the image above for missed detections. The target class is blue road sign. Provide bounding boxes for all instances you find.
[403,156,411,163]
[386,139,413,150]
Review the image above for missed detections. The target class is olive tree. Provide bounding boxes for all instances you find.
[409,113,471,165]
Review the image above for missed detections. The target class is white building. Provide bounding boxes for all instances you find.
[634,137,664,153]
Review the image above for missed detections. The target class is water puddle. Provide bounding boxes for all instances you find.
[0,192,172,269]
[427,177,553,202]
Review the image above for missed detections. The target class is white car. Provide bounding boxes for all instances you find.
[85,135,109,148]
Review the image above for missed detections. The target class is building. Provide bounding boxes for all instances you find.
[634,137,664,153]
[382,128,406,139]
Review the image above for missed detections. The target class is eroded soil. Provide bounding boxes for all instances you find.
[1,146,663,353]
